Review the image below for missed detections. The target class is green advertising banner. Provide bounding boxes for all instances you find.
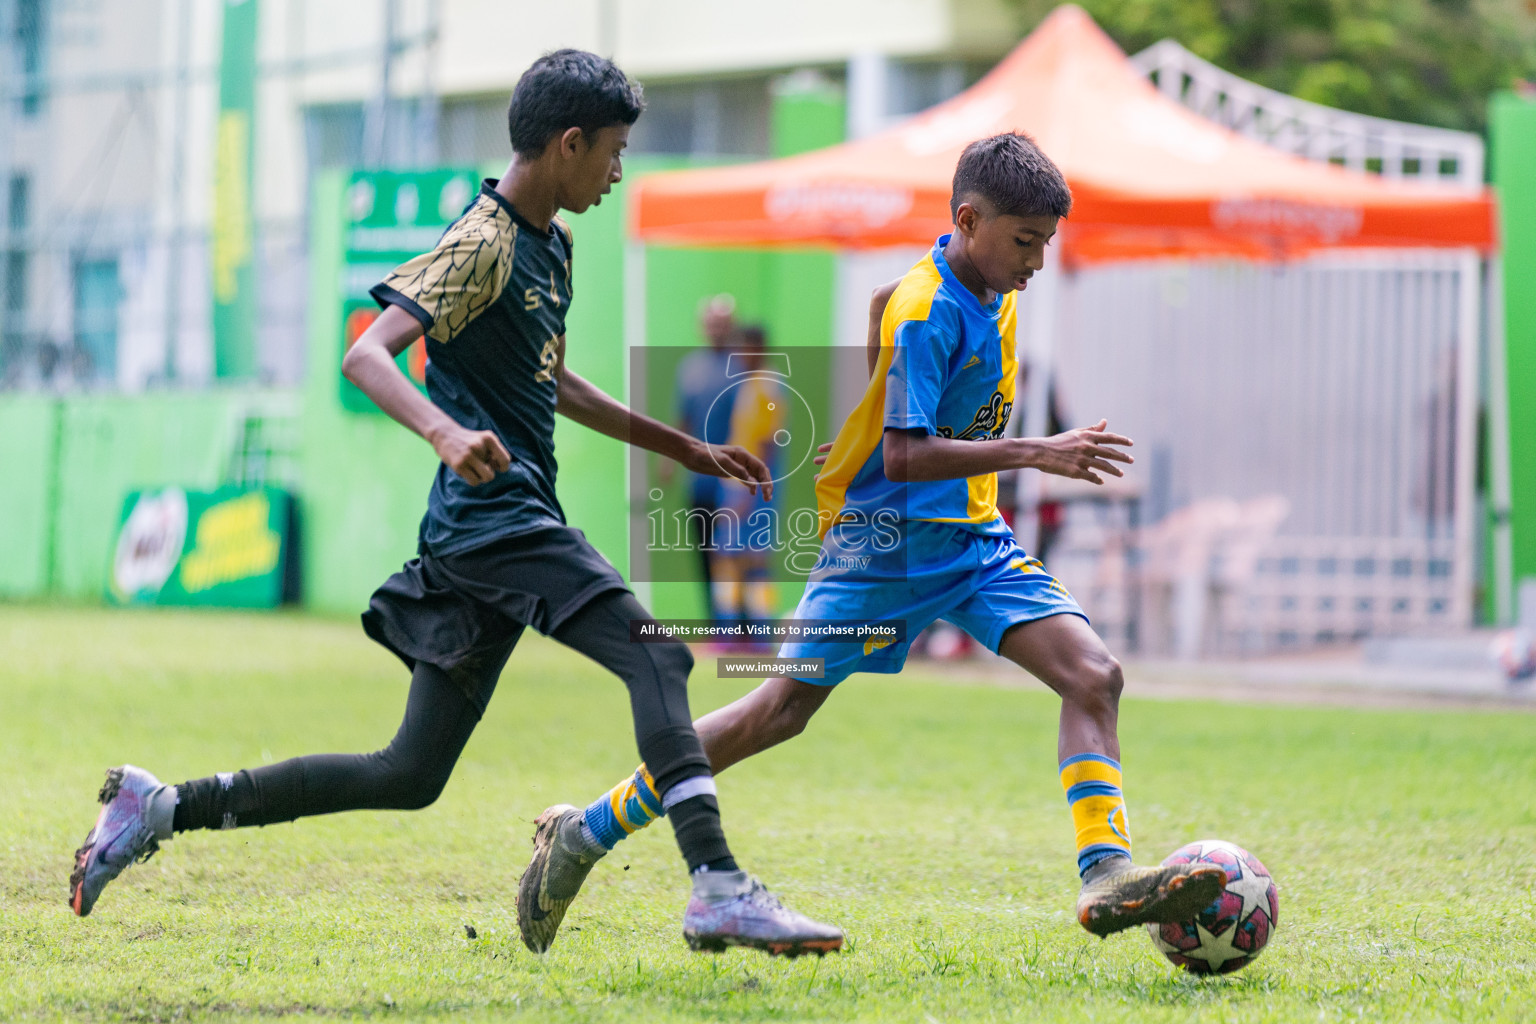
[211,0,259,380]
[108,486,294,607]
[339,169,480,412]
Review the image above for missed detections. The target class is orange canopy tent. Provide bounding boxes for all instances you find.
[629,5,1497,263]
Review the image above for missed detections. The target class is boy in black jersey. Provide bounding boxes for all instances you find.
[68,50,842,958]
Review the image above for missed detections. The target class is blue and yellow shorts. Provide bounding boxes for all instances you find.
[777,520,1086,686]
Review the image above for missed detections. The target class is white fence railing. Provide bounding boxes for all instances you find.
[1130,39,1485,187]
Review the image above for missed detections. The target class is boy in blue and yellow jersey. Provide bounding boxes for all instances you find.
[68,49,840,960]
[518,132,1225,949]
[714,325,784,632]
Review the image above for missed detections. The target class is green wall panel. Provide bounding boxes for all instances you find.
[1491,93,1536,617]
[300,172,441,616]
[0,390,292,602]
[771,78,845,159]
[52,390,286,600]
[0,394,59,596]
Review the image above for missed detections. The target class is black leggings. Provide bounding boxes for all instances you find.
[173,590,714,834]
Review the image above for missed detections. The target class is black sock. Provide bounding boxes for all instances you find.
[173,771,258,832]
[666,793,736,873]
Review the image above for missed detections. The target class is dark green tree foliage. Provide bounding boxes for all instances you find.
[1008,0,1536,133]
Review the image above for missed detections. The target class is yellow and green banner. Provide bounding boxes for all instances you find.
[109,486,294,607]
[211,0,259,380]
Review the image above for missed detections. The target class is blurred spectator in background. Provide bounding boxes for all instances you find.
[672,293,738,625]
[715,324,782,644]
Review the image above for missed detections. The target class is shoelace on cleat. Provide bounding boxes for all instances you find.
[744,881,786,912]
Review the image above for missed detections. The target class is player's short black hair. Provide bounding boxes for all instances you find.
[950,132,1072,220]
[506,49,644,157]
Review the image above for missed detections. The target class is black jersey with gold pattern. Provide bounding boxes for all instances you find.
[371,179,576,556]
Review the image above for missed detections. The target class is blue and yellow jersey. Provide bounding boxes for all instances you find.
[815,234,1018,539]
[727,372,785,468]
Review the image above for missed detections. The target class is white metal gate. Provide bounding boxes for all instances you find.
[1044,251,1480,653]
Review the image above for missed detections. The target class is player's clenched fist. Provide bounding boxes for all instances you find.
[1029,419,1134,485]
[430,424,512,486]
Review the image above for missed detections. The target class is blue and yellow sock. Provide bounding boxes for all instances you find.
[581,764,665,851]
[1060,753,1133,877]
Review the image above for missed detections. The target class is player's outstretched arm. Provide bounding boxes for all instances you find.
[553,337,774,499]
[883,419,1133,485]
[342,304,511,485]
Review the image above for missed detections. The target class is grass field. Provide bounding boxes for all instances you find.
[2,606,1533,1023]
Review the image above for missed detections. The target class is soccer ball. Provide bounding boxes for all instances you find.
[1146,839,1278,974]
[1491,629,1536,681]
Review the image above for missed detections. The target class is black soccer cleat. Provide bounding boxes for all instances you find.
[1075,860,1228,938]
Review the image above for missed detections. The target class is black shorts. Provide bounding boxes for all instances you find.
[361,525,630,712]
